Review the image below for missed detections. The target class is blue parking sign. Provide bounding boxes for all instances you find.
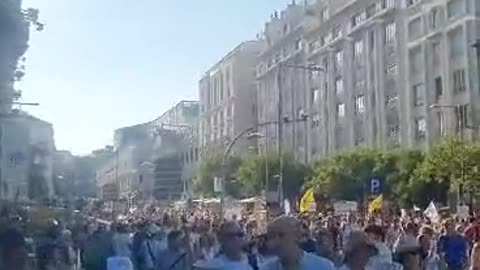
[370,177,384,195]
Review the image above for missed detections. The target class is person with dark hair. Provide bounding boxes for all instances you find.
[315,228,341,266]
[465,216,480,245]
[438,218,468,270]
[112,223,132,258]
[339,231,378,270]
[157,230,188,270]
[0,229,28,270]
[261,216,335,270]
[299,223,317,253]
[36,221,60,270]
[195,221,254,270]
[364,224,392,263]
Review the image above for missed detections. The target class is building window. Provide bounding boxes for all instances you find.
[351,12,366,28]
[412,83,425,106]
[385,64,398,76]
[435,76,443,100]
[295,39,302,50]
[355,95,365,114]
[312,113,320,127]
[408,17,422,40]
[437,111,445,136]
[455,104,469,132]
[312,88,320,103]
[332,24,342,39]
[335,50,343,71]
[407,0,421,7]
[432,41,441,65]
[385,21,396,43]
[366,3,377,18]
[337,103,345,118]
[386,94,399,105]
[335,77,343,94]
[354,40,363,60]
[447,0,464,18]
[320,8,329,22]
[429,8,441,30]
[415,117,427,139]
[388,125,400,137]
[449,28,464,57]
[453,69,466,92]
[382,0,395,9]
[410,48,422,74]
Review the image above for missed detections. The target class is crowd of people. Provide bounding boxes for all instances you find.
[1,204,480,270]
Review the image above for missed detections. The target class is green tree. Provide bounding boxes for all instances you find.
[309,148,425,204]
[194,150,242,197]
[414,137,480,203]
[383,149,425,207]
[309,148,384,201]
[234,152,309,201]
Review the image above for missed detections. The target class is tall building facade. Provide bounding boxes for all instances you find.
[199,41,264,155]
[257,0,480,162]
[256,1,309,162]
[96,101,199,201]
[0,113,55,201]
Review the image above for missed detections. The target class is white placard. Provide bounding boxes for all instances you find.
[333,201,358,214]
[457,205,470,220]
[213,177,224,193]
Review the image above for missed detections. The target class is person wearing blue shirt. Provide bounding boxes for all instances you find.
[260,216,335,270]
[438,218,468,270]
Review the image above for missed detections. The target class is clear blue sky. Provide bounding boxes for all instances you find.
[19,0,289,155]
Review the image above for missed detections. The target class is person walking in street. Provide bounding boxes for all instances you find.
[260,216,335,270]
[438,218,468,270]
[157,230,189,270]
[195,221,253,270]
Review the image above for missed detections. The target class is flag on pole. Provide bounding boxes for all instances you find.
[299,188,315,212]
[368,194,383,214]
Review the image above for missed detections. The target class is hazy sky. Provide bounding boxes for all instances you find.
[19,0,289,155]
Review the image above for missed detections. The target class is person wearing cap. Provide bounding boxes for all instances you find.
[260,216,335,270]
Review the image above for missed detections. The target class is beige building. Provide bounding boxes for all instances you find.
[199,41,264,155]
[256,0,480,162]
[256,2,309,162]
[96,101,199,201]
[0,113,55,201]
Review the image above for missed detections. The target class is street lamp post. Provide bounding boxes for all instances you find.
[275,63,326,206]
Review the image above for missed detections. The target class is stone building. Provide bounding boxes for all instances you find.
[257,0,480,162]
[199,41,264,156]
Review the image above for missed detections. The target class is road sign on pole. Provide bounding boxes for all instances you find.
[370,176,384,195]
[214,177,224,193]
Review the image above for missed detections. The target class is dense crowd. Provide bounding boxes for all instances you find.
[1,205,480,270]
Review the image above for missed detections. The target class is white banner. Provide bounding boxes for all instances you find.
[334,201,358,214]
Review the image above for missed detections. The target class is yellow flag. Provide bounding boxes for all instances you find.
[300,188,315,212]
[368,194,383,214]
